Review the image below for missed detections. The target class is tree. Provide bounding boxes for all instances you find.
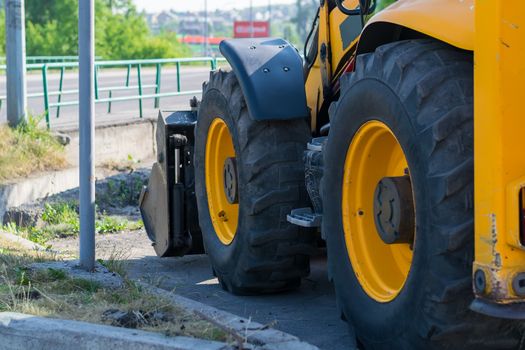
[0,9,5,55]
[23,0,191,59]
[293,0,318,45]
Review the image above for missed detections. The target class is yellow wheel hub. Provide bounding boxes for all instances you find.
[205,118,239,245]
[342,121,414,303]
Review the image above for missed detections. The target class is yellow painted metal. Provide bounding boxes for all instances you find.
[304,56,322,132]
[307,0,475,130]
[474,0,525,302]
[365,0,474,51]
[329,1,360,73]
[205,118,239,245]
[318,1,333,103]
[342,121,413,303]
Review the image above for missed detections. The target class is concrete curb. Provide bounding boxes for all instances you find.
[59,117,158,167]
[0,312,234,350]
[0,118,158,219]
[0,230,47,251]
[138,282,320,350]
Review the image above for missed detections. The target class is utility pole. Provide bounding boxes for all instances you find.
[79,0,95,271]
[268,0,272,36]
[5,0,26,127]
[249,0,253,38]
[203,0,208,56]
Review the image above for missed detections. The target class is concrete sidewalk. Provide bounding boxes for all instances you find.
[0,312,234,350]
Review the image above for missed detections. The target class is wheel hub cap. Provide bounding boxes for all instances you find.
[373,176,415,245]
[223,157,239,204]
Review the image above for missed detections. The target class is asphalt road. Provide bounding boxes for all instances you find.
[0,65,221,128]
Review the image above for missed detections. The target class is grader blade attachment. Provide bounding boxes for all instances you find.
[139,110,203,257]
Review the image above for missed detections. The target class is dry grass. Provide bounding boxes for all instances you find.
[0,236,232,343]
[0,116,67,183]
[100,156,142,173]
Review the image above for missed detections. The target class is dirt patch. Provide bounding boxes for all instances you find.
[48,229,154,261]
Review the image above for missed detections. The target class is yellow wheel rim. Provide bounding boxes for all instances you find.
[342,120,414,303]
[205,118,239,245]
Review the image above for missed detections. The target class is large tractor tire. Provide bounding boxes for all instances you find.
[323,39,524,349]
[194,70,316,295]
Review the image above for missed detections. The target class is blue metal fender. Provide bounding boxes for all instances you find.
[219,38,309,121]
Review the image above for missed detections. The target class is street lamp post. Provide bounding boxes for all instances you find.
[249,0,253,38]
[5,0,27,127]
[78,0,96,271]
[203,0,208,56]
[268,0,272,36]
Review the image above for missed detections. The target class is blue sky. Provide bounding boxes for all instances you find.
[133,0,296,13]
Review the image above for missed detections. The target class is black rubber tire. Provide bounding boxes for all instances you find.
[323,39,525,349]
[195,70,316,295]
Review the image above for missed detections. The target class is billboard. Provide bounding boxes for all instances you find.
[233,21,270,38]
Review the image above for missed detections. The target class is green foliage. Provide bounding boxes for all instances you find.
[23,0,191,59]
[375,0,398,12]
[42,202,79,227]
[294,0,319,46]
[3,200,143,245]
[97,177,145,209]
[96,216,128,234]
[0,10,5,55]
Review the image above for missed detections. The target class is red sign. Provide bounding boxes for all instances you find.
[234,21,270,38]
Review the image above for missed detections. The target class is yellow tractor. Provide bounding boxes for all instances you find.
[140,0,525,348]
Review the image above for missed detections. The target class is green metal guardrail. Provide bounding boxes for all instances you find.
[0,56,227,128]
[0,56,103,64]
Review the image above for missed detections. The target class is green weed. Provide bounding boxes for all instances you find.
[3,201,142,245]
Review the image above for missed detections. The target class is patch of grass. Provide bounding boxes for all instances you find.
[0,115,67,183]
[96,176,145,209]
[3,201,144,245]
[0,238,232,343]
[42,202,79,227]
[98,248,130,278]
[96,216,128,234]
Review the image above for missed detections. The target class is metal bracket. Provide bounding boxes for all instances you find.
[287,208,322,228]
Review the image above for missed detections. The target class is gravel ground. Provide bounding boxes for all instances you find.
[46,226,351,350]
[48,228,154,260]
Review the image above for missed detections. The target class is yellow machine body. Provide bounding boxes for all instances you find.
[307,0,475,130]
[473,0,525,305]
[306,0,525,310]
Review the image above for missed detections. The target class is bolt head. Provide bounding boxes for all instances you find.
[512,273,525,297]
[474,269,487,294]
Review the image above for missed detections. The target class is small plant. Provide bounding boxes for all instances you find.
[42,202,80,228]
[98,247,130,278]
[4,200,143,245]
[96,216,127,234]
